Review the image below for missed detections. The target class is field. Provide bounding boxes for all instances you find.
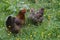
[0,0,60,40]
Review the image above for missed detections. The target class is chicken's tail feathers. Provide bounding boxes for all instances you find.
[6,16,12,22]
[6,16,13,27]
[7,16,12,19]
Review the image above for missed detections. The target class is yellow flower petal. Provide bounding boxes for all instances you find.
[48,15,51,20]
[16,38,20,40]
[30,35,32,38]
[41,32,44,38]
[8,33,10,36]
[57,35,60,38]
[48,33,51,37]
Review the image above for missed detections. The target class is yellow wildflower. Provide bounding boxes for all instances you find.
[16,38,20,40]
[48,33,51,36]
[8,33,10,36]
[48,15,51,20]
[41,32,44,38]
[48,33,51,37]
[57,35,60,38]
[30,35,32,38]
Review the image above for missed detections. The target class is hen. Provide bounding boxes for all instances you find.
[6,8,26,34]
[28,8,44,25]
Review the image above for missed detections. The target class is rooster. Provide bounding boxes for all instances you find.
[28,8,44,25]
[6,8,26,34]
[16,8,26,25]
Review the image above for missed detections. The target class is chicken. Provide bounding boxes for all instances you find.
[6,16,21,34]
[16,8,26,25]
[6,8,26,34]
[28,8,44,25]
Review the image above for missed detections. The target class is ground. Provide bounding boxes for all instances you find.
[0,0,60,40]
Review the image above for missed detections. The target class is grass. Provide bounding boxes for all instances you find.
[0,0,60,40]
